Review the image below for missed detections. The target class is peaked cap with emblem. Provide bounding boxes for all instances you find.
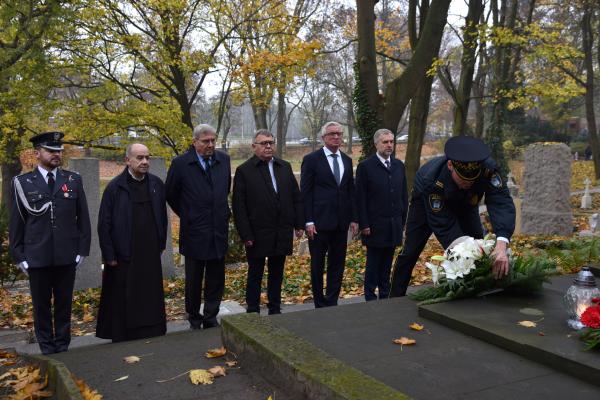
[445,135,490,181]
[30,131,64,151]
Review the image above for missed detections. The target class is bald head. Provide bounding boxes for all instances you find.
[125,143,150,179]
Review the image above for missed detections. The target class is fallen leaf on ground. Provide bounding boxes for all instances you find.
[409,323,424,331]
[189,369,214,385]
[538,332,545,336]
[205,346,227,358]
[225,361,237,367]
[517,320,537,328]
[208,366,226,377]
[114,375,129,382]
[393,337,416,346]
[123,356,140,364]
[73,375,103,400]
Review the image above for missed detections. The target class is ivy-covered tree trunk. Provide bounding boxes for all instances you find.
[1,131,23,213]
[582,0,600,179]
[354,0,450,164]
[405,75,434,192]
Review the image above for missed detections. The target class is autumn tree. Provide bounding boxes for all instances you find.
[355,0,451,186]
[229,0,321,155]
[66,0,282,155]
[0,0,71,211]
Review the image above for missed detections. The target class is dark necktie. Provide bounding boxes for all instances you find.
[331,153,341,186]
[47,172,55,193]
[203,156,212,185]
[385,160,390,169]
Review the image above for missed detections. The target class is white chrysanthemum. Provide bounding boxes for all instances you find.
[426,262,444,285]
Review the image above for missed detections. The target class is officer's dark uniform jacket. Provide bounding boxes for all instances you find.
[9,168,91,268]
[413,156,515,249]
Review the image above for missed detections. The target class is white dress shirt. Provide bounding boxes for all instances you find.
[37,166,58,184]
[322,147,345,179]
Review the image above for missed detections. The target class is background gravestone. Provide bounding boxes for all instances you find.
[521,143,572,236]
[149,157,175,278]
[69,158,102,290]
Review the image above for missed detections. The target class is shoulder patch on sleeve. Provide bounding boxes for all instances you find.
[490,172,502,188]
[429,193,444,212]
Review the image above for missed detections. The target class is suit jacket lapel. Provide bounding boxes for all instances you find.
[53,170,67,195]
[340,152,352,184]
[32,171,50,194]
[319,149,338,186]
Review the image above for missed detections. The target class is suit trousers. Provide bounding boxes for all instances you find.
[364,246,395,301]
[185,258,225,328]
[389,195,483,297]
[28,264,76,354]
[308,229,348,308]
[245,255,285,314]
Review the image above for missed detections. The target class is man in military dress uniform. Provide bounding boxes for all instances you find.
[389,135,516,297]
[9,132,91,354]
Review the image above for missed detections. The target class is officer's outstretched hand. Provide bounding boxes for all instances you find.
[491,241,509,280]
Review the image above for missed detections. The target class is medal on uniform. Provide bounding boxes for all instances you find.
[62,183,69,197]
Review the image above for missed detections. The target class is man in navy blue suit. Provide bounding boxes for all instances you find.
[355,129,408,301]
[301,121,358,308]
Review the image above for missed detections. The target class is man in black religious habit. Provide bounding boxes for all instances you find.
[96,143,168,342]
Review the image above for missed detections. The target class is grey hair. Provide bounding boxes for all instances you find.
[373,129,393,144]
[193,124,216,139]
[320,121,342,137]
[254,129,274,140]
[125,143,147,158]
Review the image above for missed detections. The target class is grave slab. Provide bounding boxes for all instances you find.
[225,290,600,400]
[418,282,600,387]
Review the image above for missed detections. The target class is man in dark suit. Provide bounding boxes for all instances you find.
[355,129,408,301]
[232,129,304,314]
[389,136,516,297]
[166,124,231,329]
[9,132,91,354]
[301,121,358,308]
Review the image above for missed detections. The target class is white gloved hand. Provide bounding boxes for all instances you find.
[18,261,29,276]
[75,255,85,268]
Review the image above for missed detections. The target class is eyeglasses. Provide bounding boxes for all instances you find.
[325,132,343,137]
[254,141,275,147]
[197,138,217,144]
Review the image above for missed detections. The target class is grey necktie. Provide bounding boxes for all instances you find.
[385,159,390,169]
[331,153,341,185]
[47,172,55,192]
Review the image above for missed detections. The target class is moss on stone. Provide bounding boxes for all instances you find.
[222,313,410,400]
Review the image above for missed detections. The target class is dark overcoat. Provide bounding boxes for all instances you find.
[9,168,91,268]
[97,168,168,263]
[232,155,304,258]
[165,148,231,260]
[300,148,357,231]
[355,155,408,248]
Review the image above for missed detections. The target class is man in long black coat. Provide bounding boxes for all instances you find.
[232,129,304,314]
[301,121,358,308]
[355,129,408,301]
[9,132,91,354]
[166,124,231,329]
[96,143,167,342]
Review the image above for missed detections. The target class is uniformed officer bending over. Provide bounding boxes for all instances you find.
[389,135,516,297]
[9,132,91,354]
